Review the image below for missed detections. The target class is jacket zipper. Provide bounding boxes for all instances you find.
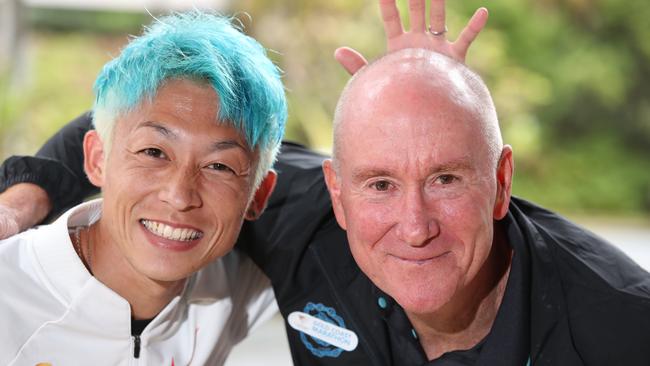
[133,335,141,358]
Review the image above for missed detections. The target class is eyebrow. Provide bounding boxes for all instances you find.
[351,157,473,182]
[138,121,177,139]
[431,158,473,173]
[210,139,249,153]
[137,120,249,153]
[351,168,393,182]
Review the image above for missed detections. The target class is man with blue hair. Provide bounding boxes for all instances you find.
[0,11,286,364]
[0,1,495,364]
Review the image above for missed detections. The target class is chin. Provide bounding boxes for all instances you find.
[395,291,450,315]
[136,261,196,283]
[386,277,459,316]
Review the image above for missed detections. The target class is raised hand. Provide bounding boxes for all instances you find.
[336,0,488,75]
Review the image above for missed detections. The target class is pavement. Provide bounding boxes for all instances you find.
[225,314,292,366]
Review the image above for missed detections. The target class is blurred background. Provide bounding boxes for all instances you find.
[1,0,649,217]
[0,0,648,364]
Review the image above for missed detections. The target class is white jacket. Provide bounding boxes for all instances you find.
[0,199,277,365]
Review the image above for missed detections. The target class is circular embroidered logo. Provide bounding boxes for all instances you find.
[299,302,347,358]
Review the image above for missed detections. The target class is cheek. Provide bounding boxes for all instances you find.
[439,192,495,274]
[102,156,163,197]
[202,182,251,216]
[341,197,399,282]
[196,215,244,270]
[200,184,251,240]
[102,170,159,223]
[342,196,395,246]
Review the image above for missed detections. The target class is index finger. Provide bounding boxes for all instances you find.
[452,7,488,62]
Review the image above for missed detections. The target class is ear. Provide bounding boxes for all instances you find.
[493,145,514,220]
[245,171,277,221]
[322,159,347,230]
[83,130,106,188]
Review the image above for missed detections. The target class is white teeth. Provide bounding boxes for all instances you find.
[141,220,202,241]
[163,225,172,238]
[171,228,181,241]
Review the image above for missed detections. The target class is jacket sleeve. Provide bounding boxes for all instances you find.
[0,112,98,221]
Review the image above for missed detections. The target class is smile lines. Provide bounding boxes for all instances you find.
[140,219,203,241]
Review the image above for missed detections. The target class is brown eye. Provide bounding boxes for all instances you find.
[436,174,458,185]
[371,180,391,191]
[140,148,166,159]
[206,163,235,174]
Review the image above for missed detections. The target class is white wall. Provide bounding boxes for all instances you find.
[22,0,229,12]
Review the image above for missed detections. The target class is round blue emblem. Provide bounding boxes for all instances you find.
[300,302,347,358]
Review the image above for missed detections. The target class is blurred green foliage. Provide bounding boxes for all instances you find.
[0,0,649,215]
[29,8,149,33]
[0,31,122,156]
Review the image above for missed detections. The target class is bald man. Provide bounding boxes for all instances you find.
[322,49,650,365]
[2,3,650,365]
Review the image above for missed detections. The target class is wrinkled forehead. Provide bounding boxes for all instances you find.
[340,91,489,166]
[114,79,250,149]
[120,80,219,127]
[144,79,219,118]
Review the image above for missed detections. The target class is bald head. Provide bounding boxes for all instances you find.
[333,49,502,169]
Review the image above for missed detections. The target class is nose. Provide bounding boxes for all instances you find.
[158,166,202,211]
[395,188,439,247]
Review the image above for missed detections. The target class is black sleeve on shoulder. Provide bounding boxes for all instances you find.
[0,111,97,221]
[236,142,335,273]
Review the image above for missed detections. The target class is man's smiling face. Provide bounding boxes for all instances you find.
[91,78,260,282]
[324,51,513,316]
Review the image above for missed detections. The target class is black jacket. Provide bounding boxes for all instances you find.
[2,113,650,365]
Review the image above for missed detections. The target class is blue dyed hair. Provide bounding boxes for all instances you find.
[92,11,287,185]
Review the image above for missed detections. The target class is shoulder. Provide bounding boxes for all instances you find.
[511,198,650,361]
[511,196,650,299]
[0,228,68,364]
[257,141,331,228]
[276,141,329,171]
[221,251,276,323]
[194,251,272,304]
[272,142,329,202]
[236,142,336,267]
[218,250,269,283]
[0,228,44,289]
[192,251,276,338]
[0,223,77,298]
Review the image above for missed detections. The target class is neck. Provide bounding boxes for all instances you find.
[87,221,185,320]
[407,224,513,360]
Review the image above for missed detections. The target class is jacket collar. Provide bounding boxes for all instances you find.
[33,199,102,304]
